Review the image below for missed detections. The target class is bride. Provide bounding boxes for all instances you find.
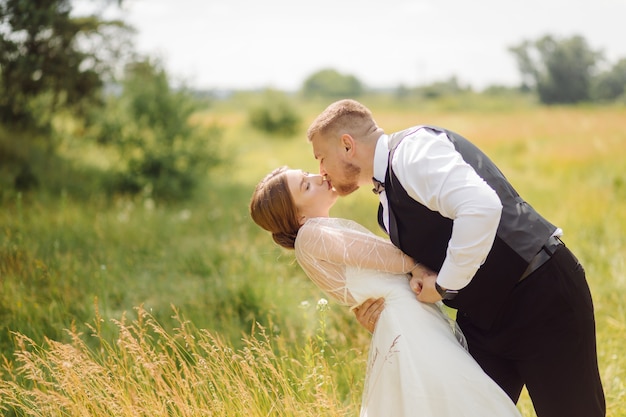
[250,166,521,417]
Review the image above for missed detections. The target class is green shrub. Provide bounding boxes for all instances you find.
[248,89,301,137]
[88,59,223,201]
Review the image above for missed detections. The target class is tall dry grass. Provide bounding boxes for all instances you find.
[1,303,361,416]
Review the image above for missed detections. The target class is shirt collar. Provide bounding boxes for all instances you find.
[373,133,389,184]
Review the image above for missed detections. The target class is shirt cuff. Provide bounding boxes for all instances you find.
[436,259,477,291]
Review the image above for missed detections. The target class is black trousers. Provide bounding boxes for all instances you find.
[457,244,606,417]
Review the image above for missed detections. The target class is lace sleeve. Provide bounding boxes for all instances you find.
[294,217,416,306]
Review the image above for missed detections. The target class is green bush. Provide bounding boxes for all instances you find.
[248,89,301,137]
[88,59,223,201]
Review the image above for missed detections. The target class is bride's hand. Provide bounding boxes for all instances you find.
[353,298,385,333]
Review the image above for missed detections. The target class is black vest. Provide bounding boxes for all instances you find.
[378,126,556,329]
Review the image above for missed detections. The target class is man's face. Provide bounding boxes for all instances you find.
[311,134,361,196]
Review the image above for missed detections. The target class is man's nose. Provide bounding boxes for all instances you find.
[319,165,327,177]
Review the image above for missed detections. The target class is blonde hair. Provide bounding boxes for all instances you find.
[306,99,377,143]
[249,166,301,249]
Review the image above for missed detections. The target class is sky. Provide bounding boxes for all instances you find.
[78,0,626,91]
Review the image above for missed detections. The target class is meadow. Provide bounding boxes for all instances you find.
[0,97,624,416]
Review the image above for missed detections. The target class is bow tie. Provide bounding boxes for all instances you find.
[372,177,385,195]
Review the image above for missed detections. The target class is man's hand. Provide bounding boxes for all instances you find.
[416,274,443,303]
[353,298,385,333]
[409,264,442,304]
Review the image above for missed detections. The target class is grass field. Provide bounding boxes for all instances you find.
[0,99,624,416]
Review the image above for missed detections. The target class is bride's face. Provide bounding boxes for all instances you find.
[285,169,338,222]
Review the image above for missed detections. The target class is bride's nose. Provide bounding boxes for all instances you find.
[312,174,325,184]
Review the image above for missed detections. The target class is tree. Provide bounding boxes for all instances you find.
[87,58,222,200]
[0,0,131,126]
[591,58,626,102]
[301,68,364,98]
[509,35,602,104]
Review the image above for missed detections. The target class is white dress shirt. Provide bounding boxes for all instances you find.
[372,128,503,291]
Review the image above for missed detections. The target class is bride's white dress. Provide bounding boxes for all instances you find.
[295,217,521,417]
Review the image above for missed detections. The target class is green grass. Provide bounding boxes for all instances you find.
[1,99,625,416]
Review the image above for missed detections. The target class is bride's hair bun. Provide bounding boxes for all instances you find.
[272,231,297,250]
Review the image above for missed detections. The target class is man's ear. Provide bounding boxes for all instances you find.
[341,134,356,156]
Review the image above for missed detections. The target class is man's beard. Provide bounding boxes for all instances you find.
[333,161,361,196]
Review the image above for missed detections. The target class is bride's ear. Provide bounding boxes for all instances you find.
[298,215,307,226]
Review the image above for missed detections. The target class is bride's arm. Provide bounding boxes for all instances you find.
[297,221,416,274]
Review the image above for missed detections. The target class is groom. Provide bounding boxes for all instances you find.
[306,99,605,417]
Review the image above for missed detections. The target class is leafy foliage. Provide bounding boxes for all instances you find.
[301,68,364,98]
[0,0,131,127]
[87,59,223,200]
[509,35,602,104]
[248,89,301,136]
[591,58,626,102]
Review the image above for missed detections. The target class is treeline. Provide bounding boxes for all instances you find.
[299,35,626,105]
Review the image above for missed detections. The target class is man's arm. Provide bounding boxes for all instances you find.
[394,129,502,295]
